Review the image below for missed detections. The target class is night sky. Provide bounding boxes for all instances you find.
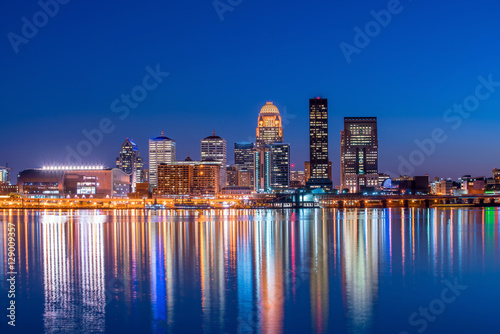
[2,0,500,186]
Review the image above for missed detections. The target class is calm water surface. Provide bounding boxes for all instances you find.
[1,208,500,334]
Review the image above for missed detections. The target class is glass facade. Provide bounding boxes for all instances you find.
[341,117,378,193]
[200,131,227,188]
[116,139,144,190]
[149,131,176,188]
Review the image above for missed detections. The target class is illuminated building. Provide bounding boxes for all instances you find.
[220,186,252,195]
[149,130,176,188]
[201,130,227,187]
[256,102,283,149]
[269,143,290,190]
[17,166,130,198]
[0,165,12,184]
[192,163,221,195]
[254,102,289,192]
[254,143,290,192]
[289,170,305,188]
[238,170,252,187]
[234,142,255,186]
[116,138,144,190]
[430,179,455,195]
[341,117,378,193]
[128,182,150,199]
[459,176,485,195]
[305,161,332,184]
[157,164,192,195]
[156,158,221,196]
[0,182,17,194]
[226,165,238,187]
[493,168,500,180]
[306,98,333,190]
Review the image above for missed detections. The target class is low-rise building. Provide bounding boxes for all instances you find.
[17,166,130,198]
[156,159,221,196]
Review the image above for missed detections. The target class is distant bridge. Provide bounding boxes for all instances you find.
[259,192,500,209]
[315,194,500,209]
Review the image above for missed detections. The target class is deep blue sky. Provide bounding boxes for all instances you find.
[2,0,500,186]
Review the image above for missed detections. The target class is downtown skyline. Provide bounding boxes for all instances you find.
[2,0,500,183]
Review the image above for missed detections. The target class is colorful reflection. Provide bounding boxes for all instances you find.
[1,208,500,334]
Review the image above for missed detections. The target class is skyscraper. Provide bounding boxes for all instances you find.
[116,138,144,190]
[201,130,227,188]
[269,143,290,190]
[234,142,254,186]
[149,130,176,188]
[254,102,290,192]
[306,97,333,190]
[256,102,283,149]
[341,117,378,193]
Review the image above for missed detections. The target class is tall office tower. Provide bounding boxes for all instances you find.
[254,148,270,192]
[254,143,290,192]
[201,130,227,187]
[341,117,378,193]
[269,143,290,190]
[254,102,287,192]
[306,97,333,190]
[234,142,255,186]
[116,138,144,190]
[256,102,283,149]
[149,130,176,188]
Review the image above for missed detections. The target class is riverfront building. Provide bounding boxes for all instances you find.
[17,166,130,198]
[156,159,221,196]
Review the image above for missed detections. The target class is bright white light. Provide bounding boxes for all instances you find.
[41,165,104,171]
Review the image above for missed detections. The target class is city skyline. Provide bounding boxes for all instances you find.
[4,99,500,188]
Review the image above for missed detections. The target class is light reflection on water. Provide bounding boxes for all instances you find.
[1,208,499,334]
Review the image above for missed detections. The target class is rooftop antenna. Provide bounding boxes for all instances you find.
[212,129,216,136]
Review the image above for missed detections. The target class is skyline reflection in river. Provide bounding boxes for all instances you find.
[1,208,499,333]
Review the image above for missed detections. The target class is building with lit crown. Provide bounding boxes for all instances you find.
[201,130,227,188]
[116,138,144,190]
[256,102,283,149]
[254,102,289,192]
[149,131,176,188]
[341,117,378,193]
